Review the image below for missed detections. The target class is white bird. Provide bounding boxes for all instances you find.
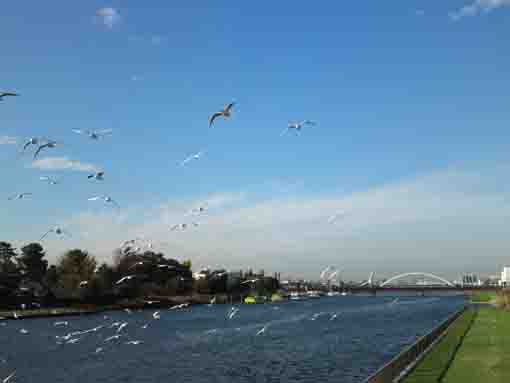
[2,371,15,383]
[256,325,267,336]
[227,307,239,320]
[40,226,71,241]
[209,296,216,306]
[125,340,143,345]
[19,328,29,334]
[95,347,103,353]
[12,312,19,319]
[40,176,58,185]
[169,303,189,310]
[66,337,81,344]
[115,275,136,285]
[8,193,32,201]
[72,129,112,140]
[328,211,346,224]
[117,322,128,333]
[129,261,144,270]
[0,92,19,101]
[328,270,339,281]
[153,311,161,320]
[33,140,57,160]
[180,150,205,166]
[104,334,122,342]
[22,137,39,152]
[88,195,120,208]
[54,321,69,327]
[141,324,149,329]
[188,204,208,216]
[241,279,258,285]
[330,313,338,321]
[320,266,334,280]
[87,171,105,181]
[209,102,235,127]
[79,281,89,287]
[281,120,316,136]
[109,322,122,328]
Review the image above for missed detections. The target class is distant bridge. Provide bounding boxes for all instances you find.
[380,272,455,288]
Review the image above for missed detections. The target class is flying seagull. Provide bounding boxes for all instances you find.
[40,226,71,241]
[188,204,208,216]
[256,325,268,336]
[72,129,112,140]
[33,140,57,160]
[328,211,346,224]
[0,92,18,101]
[87,171,104,181]
[209,102,235,127]
[180,150,205,166]
[281,120,316,136]
[40,176,58,185]
[153,311,161,320]
[88,195,120,208]
[115,275,136,285]
[8,193,32,201]
[2,372,16,383]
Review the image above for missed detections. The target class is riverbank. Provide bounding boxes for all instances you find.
[403,306,510,382]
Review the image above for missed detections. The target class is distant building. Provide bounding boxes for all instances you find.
[499,267,510,287]
[461,273,481,287]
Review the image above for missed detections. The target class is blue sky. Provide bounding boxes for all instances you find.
[1,1,510,280]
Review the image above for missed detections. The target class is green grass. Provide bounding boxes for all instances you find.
[403,308,477,383]
[441,307,510,383]
[471,291,497,303]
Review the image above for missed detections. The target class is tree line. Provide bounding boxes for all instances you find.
[0,241,279,309]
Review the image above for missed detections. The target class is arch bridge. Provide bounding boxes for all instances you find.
[380,272,454,288]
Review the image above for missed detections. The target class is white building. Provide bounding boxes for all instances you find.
[499,267,510,287]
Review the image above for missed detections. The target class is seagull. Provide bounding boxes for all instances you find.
[328,211,346,224]
[19,328,29,334]
[117,322,128,333]
[66,337,81,344]
[281,120,316,136]
[72,129,112,140]
[54,321,69,327]
[33,140,57,160]
[227,307,239,320]
[2,372,16,383]
[170,223,188,231]
[241,279,258,285]
[79,281,89,287]
[115,275,136,285]
[330,313,338,321]
[141,324,149,329]
[128,261,144,270]
[104,334,122,342]
[0,92,18,101]
[40,226,71,241]
[209,296,216,306]
[153,311,161,319]
[87,171,105,181]
[157,264,175,270]
[40,176,58,185]
[188,204,208,216]
[169,303,189,310]
[124,308,132,314]
[209,102,236,127]
[95,347,103,354]
[125,340,143,345]
[12,312,19,319]
[88,195,120,208]
[8,193,32,201]
[256,325,267,336]
[180,151,205,166]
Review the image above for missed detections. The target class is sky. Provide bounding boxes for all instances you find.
[1,1,510,281]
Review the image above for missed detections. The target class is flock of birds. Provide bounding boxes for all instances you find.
[1,297,350,383]
[3,92,342,250]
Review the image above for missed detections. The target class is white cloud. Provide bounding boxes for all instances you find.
[0,136,17,145]
[46,163,510,280]
[449,0,510,20]
[95,7,121,29]
[31,156,99,172]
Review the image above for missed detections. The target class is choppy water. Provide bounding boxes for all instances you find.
[0,296,465,383]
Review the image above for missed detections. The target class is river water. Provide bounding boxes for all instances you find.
[0,296,465,383]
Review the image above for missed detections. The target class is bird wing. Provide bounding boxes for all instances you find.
[72,129,84,135]
[88,196,102,201]
[225,102,235,113]
[97,129,113,136]
[40,229,52,241]
[280,127,291,136]
[180,155,193,166]
[109,199,120,208]
[22,140,33,151]
[209,112,223,127]
[1,93,18,98]
[33,144,46,160]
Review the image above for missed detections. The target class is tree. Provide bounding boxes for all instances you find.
[0,241,18,274]
[182,259,192,270]
[56,249,97,298]
[19,243,48,283]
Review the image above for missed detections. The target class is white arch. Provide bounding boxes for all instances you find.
[380,272,454,287]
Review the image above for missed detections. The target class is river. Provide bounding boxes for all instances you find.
[0,295,465,383]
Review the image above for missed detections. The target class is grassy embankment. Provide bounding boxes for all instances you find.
[470,291,497,304]
[403,308,477,383]
[404,306,510,382]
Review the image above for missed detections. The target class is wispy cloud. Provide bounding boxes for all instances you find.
[449,0,510,21]
[31,156,99,172]
[0,136,17,145]
[95,7,121,29]
[49,163,510,280]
